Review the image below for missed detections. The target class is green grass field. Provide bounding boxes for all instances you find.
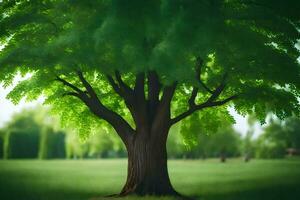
[0,159,300,200]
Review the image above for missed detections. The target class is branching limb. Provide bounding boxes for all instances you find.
[63,92,81,98]
[171,94,238,125]
[106,71,134,103]
[171,61,236,125]
[160,82,177,108]
[106,75,123,96]
[151,82,177,136]
[147,71,161,104]
[77,70,99,101]
[56,72,135,146]
[107,72,149,132]
[134,72,146,101]
[188,87,198,108]
[55,76,84,95]
[206,72,228,103]
[115,70,133,94]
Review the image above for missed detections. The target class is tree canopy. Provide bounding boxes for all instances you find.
[0,0,300,139]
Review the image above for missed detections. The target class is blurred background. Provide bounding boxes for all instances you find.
[0,105,299,161]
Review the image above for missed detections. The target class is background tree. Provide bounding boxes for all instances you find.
[284,117,300,153]
[206,126,241,162]
[88,128,127,158]
[255,118,287,159]
[255,116,300,158]
[0,130,4,158]
[38,127,66,159]
[65,131,87,159]
[166,123,187,159]
[242,115,257,162]
[180,111,241,160]
[0,0,300,197]
[1,110,40,159]
[0,108,66,159]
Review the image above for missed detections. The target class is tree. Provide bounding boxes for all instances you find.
[0,0,299,197]
[255,118,287,158]
[0,131,4,159]
[242,115,256,162]
[38,127,66,159]
[65,131,88,159]
[284,117,300,152]
[255,116,300,158]
[207,126,241,162]
[88,128,127,158]
[0,107,66,159]
[1,110,41,159]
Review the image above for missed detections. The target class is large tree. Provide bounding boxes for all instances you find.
[0,0,300,197]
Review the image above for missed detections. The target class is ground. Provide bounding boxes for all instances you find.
[0,159,299,200]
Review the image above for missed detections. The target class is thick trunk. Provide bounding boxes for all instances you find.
[120,132,178,196]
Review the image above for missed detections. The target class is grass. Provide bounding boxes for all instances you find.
[0,159,300,200]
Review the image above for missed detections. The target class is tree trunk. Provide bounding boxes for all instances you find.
[120,131,179,196]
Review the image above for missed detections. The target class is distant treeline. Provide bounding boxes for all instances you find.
[0,109,126,159]
[0,108,299,160]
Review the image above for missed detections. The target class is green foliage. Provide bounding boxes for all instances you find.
[0,0,299,140]
[179,107,235,148]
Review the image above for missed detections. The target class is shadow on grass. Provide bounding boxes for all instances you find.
[0,183,104,200]
[1,180,300,200]
[193,183,300,200]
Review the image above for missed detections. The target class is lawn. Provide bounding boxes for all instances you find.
[0,159,300,200]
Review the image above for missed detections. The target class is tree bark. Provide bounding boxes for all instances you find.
[120,130,179,196]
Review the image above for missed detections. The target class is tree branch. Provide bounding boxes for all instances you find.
[188,87,198,108]
[134,72,145,101]
[77,70,99,101]
[206,72,228,103]
[115,70,133,94]
[63,92,81,98]
[210,95,238,106]
[147,71,161,104]
[147,71,161,123]
[106,72,147,130]
[55,76,84,95]
[160,82,177,107]
[106,71,135,104]
[106,74,124,97]
[171,67,234,125]
[57,72,135,146]
[171,94,238,125]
